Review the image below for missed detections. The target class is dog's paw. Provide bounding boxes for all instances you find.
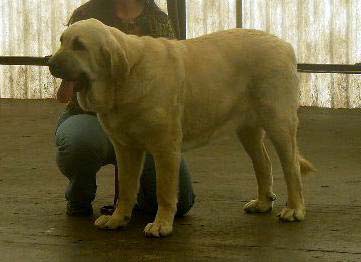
[244,194,276,213]
[244,200,273,213]
[278,207,305,222]
[94,215,129,230]
[144,221,173,238]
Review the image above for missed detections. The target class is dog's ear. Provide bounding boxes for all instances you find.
[101,32,130,82]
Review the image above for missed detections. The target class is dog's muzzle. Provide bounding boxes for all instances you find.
[48,52,80,80]
[48,52,91,92]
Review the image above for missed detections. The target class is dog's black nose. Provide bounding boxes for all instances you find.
[48,58,63,78]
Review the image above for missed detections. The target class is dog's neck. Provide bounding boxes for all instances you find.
[125,35,145,68]
[109,27,145,70]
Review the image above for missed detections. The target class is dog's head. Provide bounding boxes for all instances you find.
[49,18,129,112]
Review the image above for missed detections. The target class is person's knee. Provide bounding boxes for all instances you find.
[55,131,102,179]
[55,115,114,174]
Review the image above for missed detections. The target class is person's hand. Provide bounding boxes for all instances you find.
[57,80,75,103]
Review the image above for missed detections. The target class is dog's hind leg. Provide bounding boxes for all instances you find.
[238,126,276,213]
[261,109,306,222]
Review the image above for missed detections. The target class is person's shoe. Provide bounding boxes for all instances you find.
[99,203,149,215]
[66,202,93,217]
[100,205,115,215]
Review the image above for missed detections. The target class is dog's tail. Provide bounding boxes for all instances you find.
[298,154,316,176]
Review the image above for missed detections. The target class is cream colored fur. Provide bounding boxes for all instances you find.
[51,19,315,237]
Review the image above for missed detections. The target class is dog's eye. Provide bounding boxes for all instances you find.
[73,37,86,51]
[60,35,63,44]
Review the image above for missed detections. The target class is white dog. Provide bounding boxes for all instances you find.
[49,19,315,237]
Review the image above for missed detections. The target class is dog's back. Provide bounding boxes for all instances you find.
[172,29,299,147]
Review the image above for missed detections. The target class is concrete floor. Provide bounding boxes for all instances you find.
[0,99,361,261]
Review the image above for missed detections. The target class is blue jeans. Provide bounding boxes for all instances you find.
[55,113,195,216]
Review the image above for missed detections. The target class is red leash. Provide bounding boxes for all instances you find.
[113,165,119,207]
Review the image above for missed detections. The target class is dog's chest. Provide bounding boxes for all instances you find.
[97,108,172,146]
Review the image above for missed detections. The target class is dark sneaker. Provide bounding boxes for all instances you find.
[66,202,93,217]
[99,203,147,215]
[100,205,114,215]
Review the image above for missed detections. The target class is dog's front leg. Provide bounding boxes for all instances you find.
[95,144,145,230]
[144,150,181,237]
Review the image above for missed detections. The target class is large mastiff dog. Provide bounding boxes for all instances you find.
[49,19,314,237]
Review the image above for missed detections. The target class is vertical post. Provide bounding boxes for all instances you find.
[178,0,187,39]
[236,0,243,28]
[167,0,187,40]
[166,0,179,39]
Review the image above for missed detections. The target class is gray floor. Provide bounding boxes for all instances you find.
[0,99,361,261]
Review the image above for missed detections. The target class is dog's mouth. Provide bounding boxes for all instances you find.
[72,73,91,92]
[57,73,91,102]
